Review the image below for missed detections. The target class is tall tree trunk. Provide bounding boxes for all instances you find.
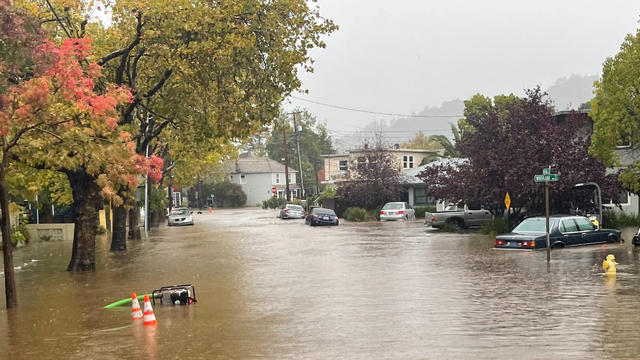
[128,200,141,240]
[0,166,17,308]
[110,204,127,251]
[105,200,111,233]
[67,168,102,272]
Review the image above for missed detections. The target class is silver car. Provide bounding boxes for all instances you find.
[280,204,306,219]
[380,202,416,221]
[168,208,194,226]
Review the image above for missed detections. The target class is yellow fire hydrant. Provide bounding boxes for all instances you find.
[602,254,617,275]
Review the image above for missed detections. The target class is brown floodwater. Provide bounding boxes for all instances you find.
[2,208,640,359]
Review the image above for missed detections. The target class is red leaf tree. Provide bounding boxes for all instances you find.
[419,88,620,217]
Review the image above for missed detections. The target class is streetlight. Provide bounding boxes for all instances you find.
[573,182,602,225]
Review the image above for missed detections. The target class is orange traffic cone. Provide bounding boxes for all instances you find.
[131,292,143,320]
[142,294,157,326]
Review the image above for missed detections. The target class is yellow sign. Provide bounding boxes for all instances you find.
[505,192,511,210]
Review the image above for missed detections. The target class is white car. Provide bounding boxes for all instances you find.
[168,208,194,226]
[380,202,416,221]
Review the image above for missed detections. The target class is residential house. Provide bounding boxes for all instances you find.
[226,155,299,206]
[321,147,441,206]
[322,147,441,184]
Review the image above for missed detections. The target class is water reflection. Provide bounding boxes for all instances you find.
[2,209,640,359]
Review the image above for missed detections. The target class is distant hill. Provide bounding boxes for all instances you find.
[546,74,598,111]
[335,74,599,150]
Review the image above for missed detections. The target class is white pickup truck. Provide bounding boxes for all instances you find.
[425,203,493,229]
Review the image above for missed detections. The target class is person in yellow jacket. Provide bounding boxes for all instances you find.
[602,254,617,275]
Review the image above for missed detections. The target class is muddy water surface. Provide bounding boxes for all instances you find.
[2,208,640,359]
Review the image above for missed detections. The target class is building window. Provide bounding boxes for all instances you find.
[414,188,427,205]
[617,131,632,148]
[289,173,295,183]
[619,191,629,205]
[229,175,234,181]
[275,173,280,184]
[357,157,366,170]
[240,174,246,184]
[403,155,414,169]
[339,160,348,171]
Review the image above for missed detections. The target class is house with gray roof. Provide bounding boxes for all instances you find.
[226,155,299,206]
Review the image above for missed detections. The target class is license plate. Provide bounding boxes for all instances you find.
[323,216,329,220]
[388,212,395,215]
[507,241,517,247]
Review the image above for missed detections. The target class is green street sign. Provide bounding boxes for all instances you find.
[534,174,560,182]
[542,168,550,175]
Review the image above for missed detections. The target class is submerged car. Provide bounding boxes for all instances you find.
[494,215,621,250]
[280,204,306,219]
[305,207,339,226]
[168,208,194,226]
[380,202,416,221]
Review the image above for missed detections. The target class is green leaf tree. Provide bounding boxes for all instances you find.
[590,26,640,192]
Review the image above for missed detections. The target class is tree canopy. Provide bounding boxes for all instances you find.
[420,89,620,215]
[590,26,640,193]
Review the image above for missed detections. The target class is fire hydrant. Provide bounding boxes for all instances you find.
[602,254,617,275]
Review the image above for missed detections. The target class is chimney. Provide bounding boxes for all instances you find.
[364,143,368,150]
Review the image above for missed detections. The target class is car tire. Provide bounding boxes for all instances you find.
[608,234,618,243]
[551,242,565,248]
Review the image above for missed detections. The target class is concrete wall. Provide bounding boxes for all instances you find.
[25,223,74,242]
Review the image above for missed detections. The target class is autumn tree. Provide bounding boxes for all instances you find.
[590,26,640,193]
[0,2,157,305]
[420,89,620,216]
[35,0,337,252]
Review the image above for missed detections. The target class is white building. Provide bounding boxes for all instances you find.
[227,155,299,206]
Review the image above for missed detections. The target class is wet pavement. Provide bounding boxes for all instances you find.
[2,207,640,359]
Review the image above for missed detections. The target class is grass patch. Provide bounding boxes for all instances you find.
[480,217,509,236]
[602,210,640,229]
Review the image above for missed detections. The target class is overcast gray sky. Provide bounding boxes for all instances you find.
[285,0,640,135]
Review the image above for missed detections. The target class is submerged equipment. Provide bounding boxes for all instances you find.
[152,284,197,305]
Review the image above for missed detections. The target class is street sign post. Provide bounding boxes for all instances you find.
[534,166,560,263]
[504,192,511,231]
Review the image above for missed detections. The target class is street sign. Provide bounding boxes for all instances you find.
[504,192,511,210]
[534,174,559,183]
[542,168,550,175]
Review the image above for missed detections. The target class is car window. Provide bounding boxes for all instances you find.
[575,217,595,231]
[561,219,578,232]
[287,205,303,211]
[171,209,189,216]
[313,208,336,216]
[513,218,559,232]
[382,203,403,210]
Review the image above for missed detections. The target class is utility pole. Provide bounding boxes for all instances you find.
[282,122,291,201]
[292,111,305,198]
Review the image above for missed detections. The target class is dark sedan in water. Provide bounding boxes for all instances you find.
[305,207,339,226]
[494,215,621,250]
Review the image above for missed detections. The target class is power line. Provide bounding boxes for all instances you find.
[290,96,463,118]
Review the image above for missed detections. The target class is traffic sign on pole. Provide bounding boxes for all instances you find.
[504,192,511,210]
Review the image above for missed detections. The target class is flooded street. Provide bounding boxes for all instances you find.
[2,207,640,359]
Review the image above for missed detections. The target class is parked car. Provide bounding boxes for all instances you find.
[380,202,415,221]
[280,204,306,219]
[633,227,640,246]
[425,202,493,228]
[168,208,194,226]
[494,215,621,250]
[305,207,339,226]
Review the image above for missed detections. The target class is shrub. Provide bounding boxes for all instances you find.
[366,206,383,221]
[480,217,509,236]
[213,181,247,208]
[264,196,287,209]
[602,210,640,229]
[11,231,26,246]
[343,207,367,221]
